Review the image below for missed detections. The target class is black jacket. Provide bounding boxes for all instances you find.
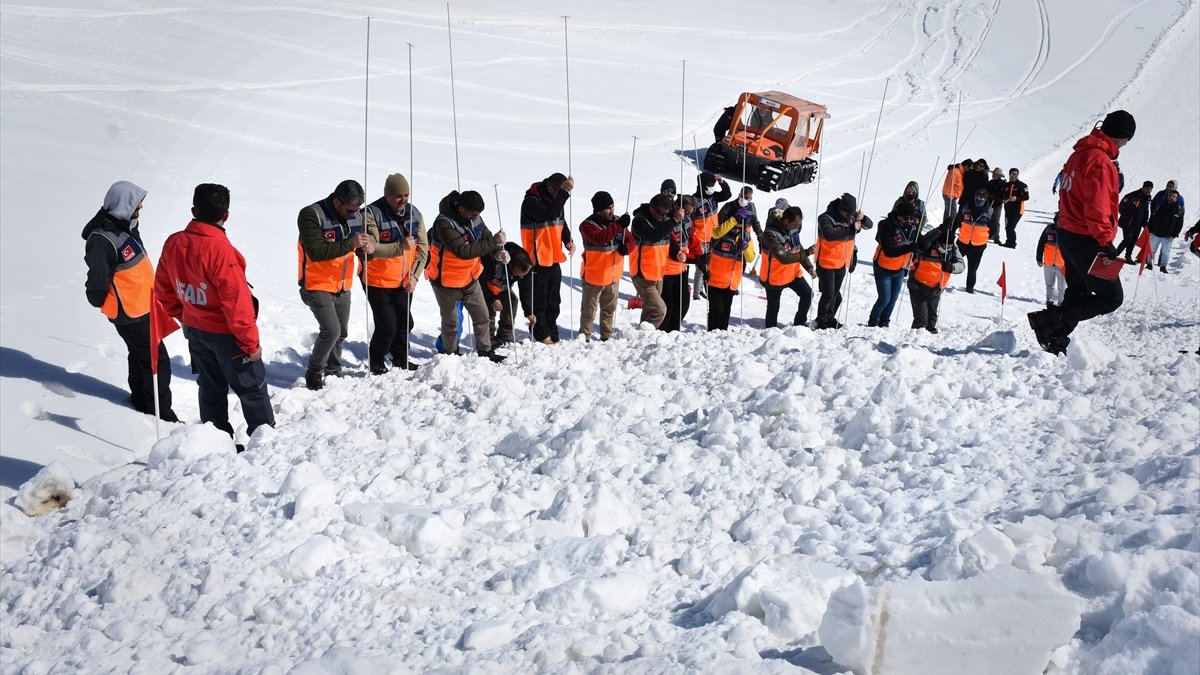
[1003,180,1030,215]
[630,204,682,260]
[1118,190,1153,231]
[480,242,534,313]
[519,180,573,245]
[82,209,144,323]
[1148,201,1184,238]
[874,215,919,260]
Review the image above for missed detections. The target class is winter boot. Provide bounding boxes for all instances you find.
[304,370,325,391]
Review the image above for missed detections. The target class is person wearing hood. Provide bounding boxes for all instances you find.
[1001,168,1030,248]
[83,180,177,422]
[519,172,575,344]
[363,173,428,374]
[297,179,374,390]
[959,158,989,211]
[578,191,630,341]
[427,189,506,362]
[868,201,921,327]
[1029,110,1135,355]
[892,181,927,228]
[708,186,758,330]
[155,184,273,443]
[760,206,814,329]
[690,171,733,299]
[814,193,873,329]
[954,187,994,293]
[629,193,684,328]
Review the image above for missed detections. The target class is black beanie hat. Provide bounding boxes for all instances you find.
[700,172,717,187]
[1101,110,1136,140]
[893,200,916,218]
[836,193,857,213]
[591,191,614,210]
[660,179,677,195]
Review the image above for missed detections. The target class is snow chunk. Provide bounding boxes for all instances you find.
[1096,472,1140,507]
[970,330,1020,355]
[280,461,327,494]
[1065,336,1116,371]
[14,460,76,516]
[461,619,521,651]
[272,534,343,581]
[705,555,857,641]
[146,423,235,469]
[343,502,462,556]
[97,567,167,605]
[819,565,1082,675]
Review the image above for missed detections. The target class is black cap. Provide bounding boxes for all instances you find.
[1101,110,1136,139]
[591,191,614,210]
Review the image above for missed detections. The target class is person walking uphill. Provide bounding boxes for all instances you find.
[83,180,178,421]
[298,180,373,390]
[363,173,428,374]
[1115,181,1154,263]
[520,172,575,344]
[1002,168,1030,248]
[868,201,920,327]
[760,206,814,329]
[578,191,630,341]
[907,221,957,334]
[1147,190,1185,272]
[1029,110,1135,355]
[708,186,758,331]
[954,187,993,293]
[815,193,872,329]
[428,189,506,362]
[691,172,732,299]
[155,184,274,441]
[629,193,683,329]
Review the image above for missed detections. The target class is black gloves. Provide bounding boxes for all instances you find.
[618,213,631,228]
[1101,244,1119,260]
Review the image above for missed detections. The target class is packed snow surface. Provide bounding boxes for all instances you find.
[2,0,1198,673]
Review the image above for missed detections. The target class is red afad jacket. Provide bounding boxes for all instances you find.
[155,220,260,355]
[1057,128,1121,244]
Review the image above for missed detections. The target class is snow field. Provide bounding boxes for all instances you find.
[4,307,1197,672]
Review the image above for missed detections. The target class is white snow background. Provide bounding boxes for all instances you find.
[2,1,1199,673]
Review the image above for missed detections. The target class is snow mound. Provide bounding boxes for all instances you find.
[14,461,76,516]
[146,423,236,470]
[819,565,1082,675]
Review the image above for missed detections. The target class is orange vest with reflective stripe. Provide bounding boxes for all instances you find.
[580,216,625,286]
[364,201,422,289]
[427,214,485,288]
[816,236,854,270]
[628,220,669,282]
[957,209,991,246]
[710,222,752,291]
[521,218,567,267]
[298,201,359,293]
[91,229,153,320]
[663,219,691,276]
[760,226,802,286]
[692,211,718,245]
[912,250,951,289]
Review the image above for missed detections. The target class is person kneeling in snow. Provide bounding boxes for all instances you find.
[481,242,532,346]
[155,184,274,441]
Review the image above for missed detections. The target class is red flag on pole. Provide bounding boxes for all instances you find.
[1134,226,1151,274]
[149,291,180,374]
[996,261,1007,304]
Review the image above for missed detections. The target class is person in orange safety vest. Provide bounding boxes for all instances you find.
[907,221,958,334]
[83,180,177,421]
[578,191,630,341]
[815,193,873,329]
[1036,213,1067,309]
[629,193,683,328]
[708,186,758,331]
[953,187,993,294]
[520,172,575,344]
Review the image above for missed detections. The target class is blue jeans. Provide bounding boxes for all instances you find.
[869,266,907,326]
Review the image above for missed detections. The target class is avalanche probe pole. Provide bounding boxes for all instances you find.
[362,17,374,342]
[562,16,576,340]
[405,41,415,371]
[494,184,517,357]
[678,60,686,330]
[446,3,461,190]
[842,77,889,326]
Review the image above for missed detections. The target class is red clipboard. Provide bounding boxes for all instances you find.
[1088,254,1124,280]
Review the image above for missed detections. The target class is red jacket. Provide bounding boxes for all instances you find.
[154,220,260,355]
[1057,128,1121,244]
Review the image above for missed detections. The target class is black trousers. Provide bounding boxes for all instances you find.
[707,287,737,330]
[184,326,274,437]
[1054,229,1123,339]
[908,279,942,331]
[114,317,173,418]
[1114,225,1141,259]
[661,272,691,332]
[816,267,846,326]
[367,286,413,368]
[959,242,985,290]
[530,263,562,341]
[765,277,812,328]
[1004,210,1022,246]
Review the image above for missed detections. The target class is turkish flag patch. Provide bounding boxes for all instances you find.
[121,245,135,261]
[323,230,336,241]
[381,231,393,241]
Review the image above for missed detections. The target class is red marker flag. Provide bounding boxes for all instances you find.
[1134,226,1151,274]
[149,291,180,374]
[996,261,1007,304]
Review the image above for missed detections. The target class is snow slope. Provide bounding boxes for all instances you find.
[2,1,1198,672]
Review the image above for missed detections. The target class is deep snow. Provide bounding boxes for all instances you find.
[2,1,1198,673]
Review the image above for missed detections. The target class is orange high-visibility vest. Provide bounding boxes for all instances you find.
[663,219,691,276]
[760,227,802,286]
[912,251,951,289]
[364,202,422,289]
[709,221,752,291]
[91,229,153,320]
[521,218,567,267]
[427,214,485,288]
[816,236,854,270]
[628,232,668,282]
[298,201,359,293]
[957,209,991,246]
[580,217,625,286]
